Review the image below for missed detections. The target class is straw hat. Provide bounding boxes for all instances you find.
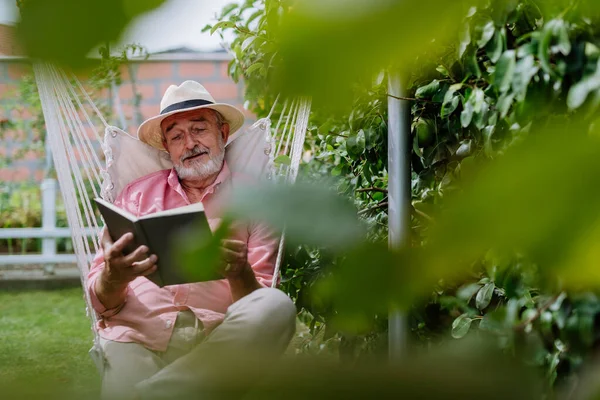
[137,80,245,151]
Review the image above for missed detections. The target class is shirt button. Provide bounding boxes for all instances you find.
[165,320,172,329]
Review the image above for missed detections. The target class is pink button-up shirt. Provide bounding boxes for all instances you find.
[87,162,278,352]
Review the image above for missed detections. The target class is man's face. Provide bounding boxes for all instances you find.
[161,108,230,180]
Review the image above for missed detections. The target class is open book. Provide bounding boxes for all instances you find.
[94,198,219,287]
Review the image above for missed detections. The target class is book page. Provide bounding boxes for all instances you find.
[94,197,138,222]
[139,201,205,220]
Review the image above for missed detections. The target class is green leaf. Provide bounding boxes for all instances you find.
[245,62,264,76]
[456,283,482,301]
[415,80,439,99]
[241,36,255,51]
[485,27,504,63]
[220,2,239,18]
[496,93,514,120]
[458,23,471,58]
[464,45,481,78]
[451,314,472,339]
[476,282,495,310]
[494,50,516,93]
[331,164,343,176]
[477,21,495,48]
[556,21,571,56]
[274,155,292,166]
[567,62,600,110]
[210,21,236,35]
[347,129,366,157]
[512,55,538,100]
[460,99,474,128]
[441,84,461,118]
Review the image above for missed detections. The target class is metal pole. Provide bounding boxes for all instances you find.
[41,178,57,275]
[387,71,411,362]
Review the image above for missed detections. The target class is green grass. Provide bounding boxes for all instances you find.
[0,287,100,399]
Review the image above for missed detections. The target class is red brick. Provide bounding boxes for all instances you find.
[203,82,239,101]
[119,64,132,81]
[136,63,173,80]
[118,83,156,101]
[0,83,18,99]
[4,128,27,140]
[23,149,42,161]
[159,81,176,97]
[33,169,45,182]
[140,104,160,120]
[178,62,216,79]
[7,63,32,80]
[219,61,230,79]
[0,166,30,182]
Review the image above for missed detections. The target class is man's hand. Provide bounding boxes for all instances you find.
[221,239,261,301]
[95,229,158,310]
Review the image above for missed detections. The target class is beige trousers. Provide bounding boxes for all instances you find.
[100,288,296,400]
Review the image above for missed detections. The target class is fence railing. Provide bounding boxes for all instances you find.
[0,179,95,274]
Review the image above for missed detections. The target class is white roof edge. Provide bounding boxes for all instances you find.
[0,52,233,62]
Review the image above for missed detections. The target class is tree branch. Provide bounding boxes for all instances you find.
[358,202,388,216]
[356,187,388,194]
[387,94,436,104]
[514,293,562,331]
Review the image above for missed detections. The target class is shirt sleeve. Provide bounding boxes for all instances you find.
[86,187,133,318]
[246,221,281,288]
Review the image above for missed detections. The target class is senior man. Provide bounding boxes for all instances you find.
[87,81,296,399]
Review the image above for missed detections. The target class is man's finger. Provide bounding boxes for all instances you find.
[131,255,158,275]
[108,232,135,257]
[221,239,246,252]
[123,245,150,265]
[221,247,245,263]
[101,228,114,251]
[138,264,158,277]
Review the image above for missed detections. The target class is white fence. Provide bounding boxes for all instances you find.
[0,178,94,274]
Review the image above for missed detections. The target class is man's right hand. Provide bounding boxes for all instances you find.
[95,229,158,310]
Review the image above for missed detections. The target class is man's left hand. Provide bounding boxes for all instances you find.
[220,239,249,279]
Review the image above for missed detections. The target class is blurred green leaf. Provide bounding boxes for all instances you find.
[457,282,482,301]
[174,219,231,282]
[17,0,165,67]
[421,122,600,289]
[274,154,292,166]
[246,62,265,76]
[275,0,481,109]
[228,182,365,250]
[567,59,600,109]
[477,21,495,48]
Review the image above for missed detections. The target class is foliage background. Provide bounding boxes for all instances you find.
[206,0,600,387]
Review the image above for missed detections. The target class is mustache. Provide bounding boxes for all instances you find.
[180,146,209,163]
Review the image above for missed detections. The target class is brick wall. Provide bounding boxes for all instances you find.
[0,53,253,183]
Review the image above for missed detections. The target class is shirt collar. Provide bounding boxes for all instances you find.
[167,161,231,203]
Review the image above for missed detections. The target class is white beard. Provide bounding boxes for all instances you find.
[174,136,225,180]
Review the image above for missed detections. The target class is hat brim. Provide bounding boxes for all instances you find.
[137,103,245,151]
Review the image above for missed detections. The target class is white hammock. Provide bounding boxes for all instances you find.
[33,62,311,372]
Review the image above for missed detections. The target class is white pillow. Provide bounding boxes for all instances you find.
[100,118,273,203]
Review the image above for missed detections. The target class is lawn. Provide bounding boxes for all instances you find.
[0,287,100,399]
